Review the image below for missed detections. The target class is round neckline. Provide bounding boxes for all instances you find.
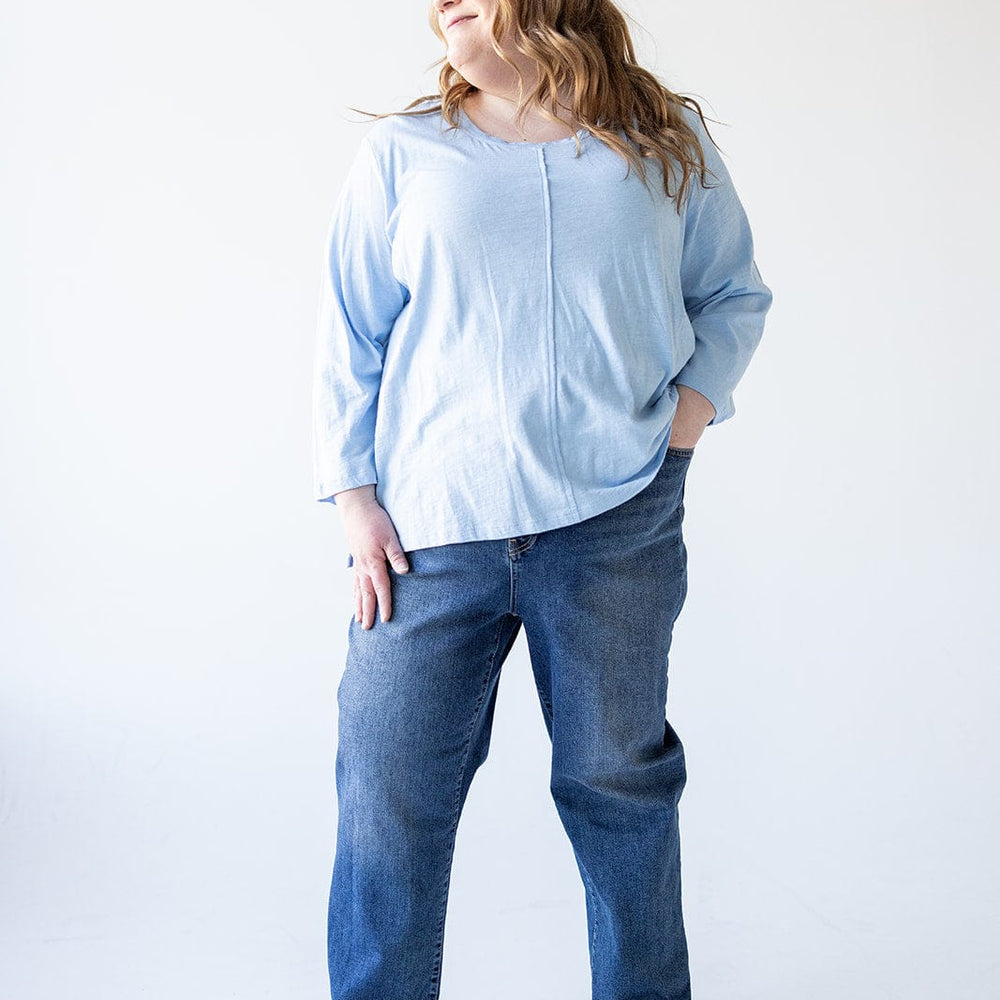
[458,104,589,148]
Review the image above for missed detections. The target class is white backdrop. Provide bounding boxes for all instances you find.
[2,1,998,997]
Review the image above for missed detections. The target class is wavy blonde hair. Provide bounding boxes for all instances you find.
[345,0,727,215]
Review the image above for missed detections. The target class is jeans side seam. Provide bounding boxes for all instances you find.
[581,863,600,979]
[532,673,554,727]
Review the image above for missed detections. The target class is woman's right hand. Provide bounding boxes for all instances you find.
[334,485,410,629]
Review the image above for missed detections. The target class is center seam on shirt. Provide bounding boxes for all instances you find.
[536,146,580,521]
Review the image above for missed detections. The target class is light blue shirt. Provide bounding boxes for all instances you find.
[312,98,773,554]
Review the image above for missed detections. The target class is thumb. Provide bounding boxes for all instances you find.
[385,540,410,573]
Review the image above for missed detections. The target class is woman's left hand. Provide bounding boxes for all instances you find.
[668,384,715,449]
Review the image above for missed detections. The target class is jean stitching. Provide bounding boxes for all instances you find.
[582,864,600,978]
[510,535,536,557]
[426,615,511,1000]
[533,678,554,724]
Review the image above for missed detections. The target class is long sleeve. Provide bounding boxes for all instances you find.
[312,136,409,505]
[673,114,773,426]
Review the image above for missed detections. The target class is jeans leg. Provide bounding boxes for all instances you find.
[328,540,522,1000]
[519,449,695,1000]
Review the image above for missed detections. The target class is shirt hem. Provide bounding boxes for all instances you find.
[390,463,662,554]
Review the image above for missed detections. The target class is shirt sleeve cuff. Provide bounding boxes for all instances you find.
[314,461,378,506]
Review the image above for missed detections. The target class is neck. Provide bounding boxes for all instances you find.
[468,82,576,127]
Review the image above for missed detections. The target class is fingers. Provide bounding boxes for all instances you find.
[353,572,379,630]
[352,573,365,627]
[352,550,404,630]
[343,505,410,629]
[353,573,377,630]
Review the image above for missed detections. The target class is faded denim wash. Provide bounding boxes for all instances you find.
[328,444,697,1000]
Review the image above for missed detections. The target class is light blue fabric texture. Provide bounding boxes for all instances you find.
[312,97,773,552]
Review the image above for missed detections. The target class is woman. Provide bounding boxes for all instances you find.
[312,1,773,997]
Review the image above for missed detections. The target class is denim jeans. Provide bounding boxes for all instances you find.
[328,444,696,1000]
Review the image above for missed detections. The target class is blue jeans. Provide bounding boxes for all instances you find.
[329,445,696,1000]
